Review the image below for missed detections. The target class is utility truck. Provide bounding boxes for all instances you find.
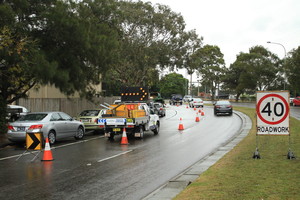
[99,87,160,140]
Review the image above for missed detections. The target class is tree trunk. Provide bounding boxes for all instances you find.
[0,97,8,135]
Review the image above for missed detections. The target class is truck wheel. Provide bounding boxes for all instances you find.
[138,125,144,139]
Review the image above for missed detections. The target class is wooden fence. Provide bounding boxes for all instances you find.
[17,97,119,117]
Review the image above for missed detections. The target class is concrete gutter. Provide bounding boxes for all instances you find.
[143,111,252,200]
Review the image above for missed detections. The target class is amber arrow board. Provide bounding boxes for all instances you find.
[256,91,290,135]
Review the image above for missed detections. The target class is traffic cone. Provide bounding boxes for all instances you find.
[198,109,201,113]
[41,138,54,161]
[195,113,200,122]
[178,118,184,130]
[186,105,189,109]
[201,110,205,116]
[193,107,196,111]
[120,127,129,145]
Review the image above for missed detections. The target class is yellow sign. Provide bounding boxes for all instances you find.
[26,132,43,150]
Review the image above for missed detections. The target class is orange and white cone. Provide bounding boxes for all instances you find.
[195,113,200,122]
[201,110,205,116]
[178,118,184,130]
[41,138,54,161]
[120,127,129,145]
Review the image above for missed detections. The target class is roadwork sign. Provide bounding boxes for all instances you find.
[256,91,290,135]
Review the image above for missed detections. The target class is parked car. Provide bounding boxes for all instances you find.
[169,94,183,105]
[189,98,204,108]
[292,97,300,106]
[183,95,193,102]
[153,102,166,117]
[214,101,233,116]
[7,112,85,145]
[7,105,29,122]
[76,109,106,133]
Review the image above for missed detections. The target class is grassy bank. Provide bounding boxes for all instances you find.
[174,107,300,200]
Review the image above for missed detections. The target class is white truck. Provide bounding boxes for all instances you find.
[99,102,160,140]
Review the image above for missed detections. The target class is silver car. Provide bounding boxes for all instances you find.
[7,112,85,145]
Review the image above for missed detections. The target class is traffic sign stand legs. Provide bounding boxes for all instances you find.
[252,134,261,159]
[287,135,296,159]
[16,150,41,162]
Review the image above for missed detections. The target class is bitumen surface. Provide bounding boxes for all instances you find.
[0,111,252,200]
[0,133,11,148]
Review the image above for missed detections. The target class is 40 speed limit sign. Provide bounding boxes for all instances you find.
[256,91,290,135]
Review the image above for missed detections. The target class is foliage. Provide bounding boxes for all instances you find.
[223,46,282,101]
[285,46,300,97]
[194,45,225,100]
[159,73,187,98]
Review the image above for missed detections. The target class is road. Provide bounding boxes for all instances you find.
[0,105,242,200]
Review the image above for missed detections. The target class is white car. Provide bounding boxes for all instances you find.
[183,95,193,102]
[189,98,204,108]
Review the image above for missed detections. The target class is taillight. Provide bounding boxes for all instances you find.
[94,119,98,123]
[28,124,43,130]
[160,108,163,110]
[7,125,14,130]
[227,105,232,108]
[98,125,104,128]
[216,105,221,108]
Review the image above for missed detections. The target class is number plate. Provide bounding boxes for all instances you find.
[17,127,25,131]
[113,128,121,132]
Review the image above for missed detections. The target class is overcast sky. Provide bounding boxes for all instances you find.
[141,0,300,68]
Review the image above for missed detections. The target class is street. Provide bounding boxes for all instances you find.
[0,105,242,200]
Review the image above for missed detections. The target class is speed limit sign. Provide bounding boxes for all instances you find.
[256,91,290,135]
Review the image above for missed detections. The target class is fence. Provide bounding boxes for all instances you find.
[17,97,119,117]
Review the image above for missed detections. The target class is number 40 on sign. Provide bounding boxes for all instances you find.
[256,91,290,135]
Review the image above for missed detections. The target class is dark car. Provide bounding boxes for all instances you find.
[214,101,233,116]
[169,94,183,105]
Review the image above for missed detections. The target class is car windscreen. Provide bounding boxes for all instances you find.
[80,110,100,116]
[17,113,48,121]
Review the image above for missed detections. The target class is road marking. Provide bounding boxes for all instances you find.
[97,150,133,163]
[0,135,105,161]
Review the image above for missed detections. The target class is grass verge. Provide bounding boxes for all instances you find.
[174,107,300,200]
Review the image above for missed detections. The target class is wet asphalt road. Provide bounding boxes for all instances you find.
[0,105,242,200]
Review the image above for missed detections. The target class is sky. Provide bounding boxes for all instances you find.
[140,0,300,69]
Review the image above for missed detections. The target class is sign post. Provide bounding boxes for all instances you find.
[254,91,295,159]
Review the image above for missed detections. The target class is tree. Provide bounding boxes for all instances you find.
[223,46,281,101]
[285,46,300,96]
[159,73,187,98]
[194,45,225,100]
[0,0,119,133]
[103,1,187,88]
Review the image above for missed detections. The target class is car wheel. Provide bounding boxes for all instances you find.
[75,126,84,140]
[48,130,56,145]
[153,122,160,135]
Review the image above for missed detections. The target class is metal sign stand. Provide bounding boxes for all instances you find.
[16,150,41,162]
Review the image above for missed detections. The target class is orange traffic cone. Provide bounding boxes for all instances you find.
[193,107,196,111]
[41,138,54,161]
[201,110,205,116]
[186,105,189,109]
[198,109,201,113]
[178,118,184,130]
[120,127,129,145]
[195,113,200,122]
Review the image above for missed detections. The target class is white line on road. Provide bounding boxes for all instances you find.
[97,150,133,163]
